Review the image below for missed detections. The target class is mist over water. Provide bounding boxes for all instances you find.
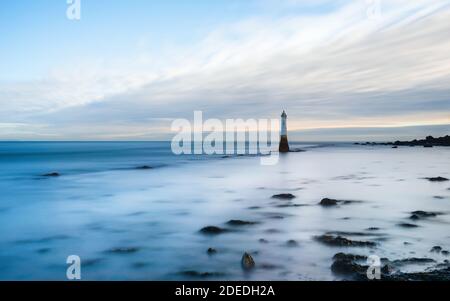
[0,142,449,280]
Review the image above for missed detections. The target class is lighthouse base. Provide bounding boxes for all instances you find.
[279,136,290,153]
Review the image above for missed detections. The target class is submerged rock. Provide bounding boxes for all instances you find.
[392,258,435,265]
[179,270,225,278]
[425,177,449,182]
[106,247,140,254]
[241,252,256,270]
[397,223,419,228]
[42,172,60,177]
[199,226,229,235]
[430,246,442,253]
[411,211,440,218]
[286,240,299,247]
[207,248,217,255]
[136,165,153,170]
[314,235,376,247]
[226,220,258,226]
[319,198,339,206]
[258,238,269,244]
[272,194,296,200]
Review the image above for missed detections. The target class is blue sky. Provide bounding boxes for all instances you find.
[0,0,449,141]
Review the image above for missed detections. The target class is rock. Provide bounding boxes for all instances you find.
[442,250,449,256]
[106,247,140,254]
[409,214,420,220]
[430,246,442,253]
[397,223,419,228]
[412,211,439,218]
[366,227,380,231]
[286,240,299,247]
[392,258,436,265]
[319,198,339,206]
[392,146,398,149]
[199,226,229,235]
[425,177,449,182]
[179,270,225,278]
[258,239,269,244]
[207,248,217,255]
[333,253,368,261]
[226,220,258,226]
[136,165,153,170]
[272,194,296,200]
[314,235,376,247]
[241,252,255,270]
[42,172,60,177]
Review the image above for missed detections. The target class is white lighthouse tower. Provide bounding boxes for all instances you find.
[279,110,290,152]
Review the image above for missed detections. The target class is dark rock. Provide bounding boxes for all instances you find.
[392,146,398,149]
[199,226,229,235]
[286,240,299,247]
[42,172,60,177]
[314,235,376,247]
[392,258,436,265]
[409,214,420,220]
[207,248,217,255]
[258,239,269,244]
[430,246,442,253]
[179,270,225,278]
[442,250,449,256]
[425,177,449,182]
[226,220,258,226]
[105,247,140,254]
[366,227,380,231]
[136,165,153,170]
[319,198,339,206]
[272,194,296,200]
[241,252,255,270]
[333,253,368,261]
[397,223,419,228]
[412,211,439,218]
[391,135,450,147]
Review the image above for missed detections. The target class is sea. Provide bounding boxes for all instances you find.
[0,141,449,280]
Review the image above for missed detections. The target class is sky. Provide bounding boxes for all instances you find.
[0,0,449,141]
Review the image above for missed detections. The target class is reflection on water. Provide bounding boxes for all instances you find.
[0,142,449,280]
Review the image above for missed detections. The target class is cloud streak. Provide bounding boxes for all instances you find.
[1,0,449,140]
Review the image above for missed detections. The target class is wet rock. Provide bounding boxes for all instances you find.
[207,248,217,255]
[272,194,296,200]
[42,172,60,177]
[286,240,299,247]
[397,223,419,228]
[200,226,229,235]
[430,246,442,253]
[226,220,258,226]
[314,235,376,247]
[392,258,435,265]
[442,250,449,256]
[106,247,140,254]
[319,198,339,206]
[136,165,153,170]
[179,270,225,278]
[241,252,256,270]
[333,253,368,261]
[366,227,380,231]
[258,238,269,244]
[411,211,439,218]
[425,177,449,182]
[409,214,420,221]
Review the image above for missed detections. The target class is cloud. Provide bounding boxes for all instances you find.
[1,0,449,140]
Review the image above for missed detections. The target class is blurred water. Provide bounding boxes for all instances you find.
[0,142,449,280]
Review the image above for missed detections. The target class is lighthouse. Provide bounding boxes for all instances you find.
[279,110,290,153]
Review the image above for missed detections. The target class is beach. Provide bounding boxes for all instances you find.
[0,142,449,280]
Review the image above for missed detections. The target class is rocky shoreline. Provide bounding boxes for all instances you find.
[355,135,450,147]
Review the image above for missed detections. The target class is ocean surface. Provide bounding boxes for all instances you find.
[0,142,449,280]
